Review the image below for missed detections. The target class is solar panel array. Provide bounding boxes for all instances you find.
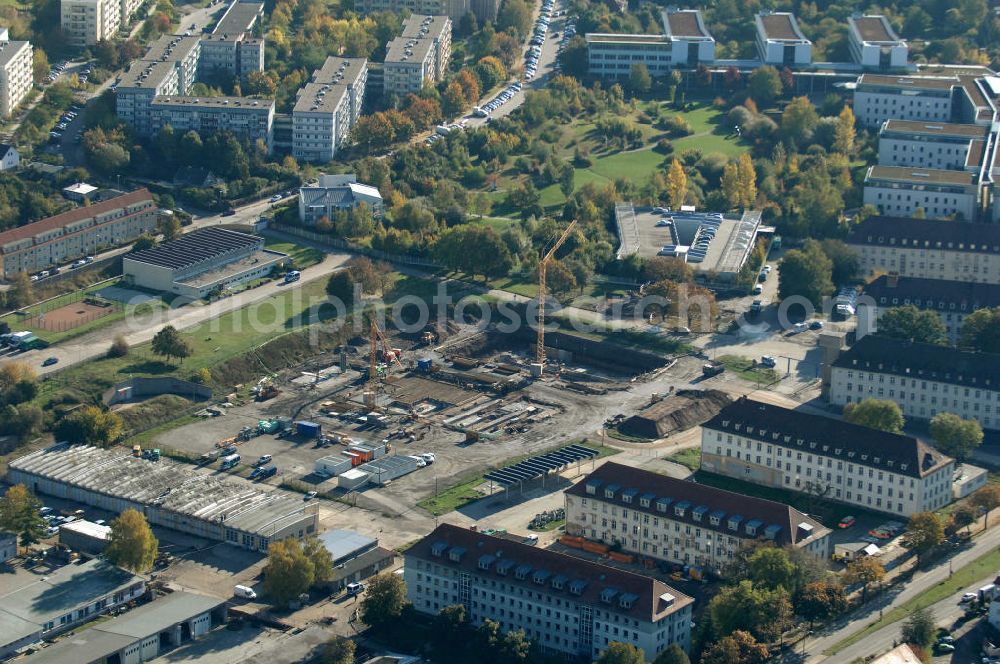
[127,227,262,270]
[484,444,598,486]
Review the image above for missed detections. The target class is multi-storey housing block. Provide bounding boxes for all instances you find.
[564,462,830,575]
[292,57,367,162]
[701,397,956,516]
[0,36,32,118]
[384,15,451,96]
[405,523,694,662]
[878,120,990,172]
[149,96,274,150]
[61,0,120,47]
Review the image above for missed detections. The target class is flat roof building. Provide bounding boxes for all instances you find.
[0,38,32,118]
[298,174,384,224]
[847,15,907,70]
[405,523,694,662]
[123,227,287,299]
[292,57,367,163]
[148,95,275,150]
[878,120,990,172]
[357,0,496,23]
[755,12,811,67]
[565,462,830,575]
[829,335,1000,431]
[854,73,996,128]
[586,8,715,78]
[59,518,112,555]
[0,189,156,278]
[863,165,981,220]
[701,397,956,516]
[384,15,451,97]
[7,444,318,552]
[0,559,145,659]
[61,0,120,47]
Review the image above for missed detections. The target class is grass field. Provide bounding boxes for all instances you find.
[664,447,701,471]
[264,240,325,269]
[719,354,780,384]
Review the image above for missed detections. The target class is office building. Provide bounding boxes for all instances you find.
[0,37,31,118]
[564,462,830,575]
[586,8,715,78]
[0,189,156,278]
[0,559,145,659]
[298,174,384,223]
[701,397,956,516]
[847,216,1000,284]
[863,165,981,220]
[148,95,275,150]
[859,273,1000,344]
[123,227,287,298]
[853,73,996,128]
[405,523,694,662]
[828,335,1000,431]
[7,443,318,550]
[755,12,811,67]
[878,120,990,172]
[384,15,451,96]
[292,57,367,162]
[61,0,120,46]
[847,15,907,70]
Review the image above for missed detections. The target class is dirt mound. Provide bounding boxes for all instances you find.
[619,389,732,439]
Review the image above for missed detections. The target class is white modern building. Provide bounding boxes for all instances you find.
[298,174,384,223]
[0,36,32,118]
[847,216,1000,284]
[847,15,907,70]
[859,273,1000,344]
[878,120,990,172]
[61,0,120,46]
[405,523,694,662]
[755,12,811,67]
[586,8,715,78]
[357,0,496,23]
[564,462,830,576]
[199,0,265,78]
[829,335,1000,431]
[854,74,956,128]
[863,165,981,220]
[383,15,451,96]
[701,397,956,516]
[292,57,367,163]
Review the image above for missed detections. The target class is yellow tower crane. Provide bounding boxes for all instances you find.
[366,318,404,408]
[536,219,578,369]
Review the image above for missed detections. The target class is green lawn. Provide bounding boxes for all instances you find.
[718,354,780,384]
[664,447,701,471]
[264,240,325,269]
[826,545,1000,655]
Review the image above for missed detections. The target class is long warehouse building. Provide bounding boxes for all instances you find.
[8,444,319,552]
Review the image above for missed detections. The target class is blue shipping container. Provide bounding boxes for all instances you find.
[417,358,433,372]
[296,421,321,437]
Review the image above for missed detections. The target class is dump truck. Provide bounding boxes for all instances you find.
[702,361,725,377]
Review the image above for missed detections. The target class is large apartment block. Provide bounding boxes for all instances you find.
[701,397,956,517]
[829,335,1000,431]
[141,35,202,94]
[847,15,907,70]
[149,96,274,150]
[859,273,1000,344]
[292,57,367,163]
[116,60,182,135]
[586,8,715,78]
[61,0,120,47]
[863,165,981,220]
[383,15,451,96]
[755,12,811,67]
[357,0,498,23]
[198,2,264,78]
[0,189,156,278]
[878,120,990,172]
[405,523,694,662]
[0,36,32,118]
[847,216,1000,284]
[564,462,830,575]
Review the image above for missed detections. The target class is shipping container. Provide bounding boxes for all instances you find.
[295,421,322,438]
[417,358,433,373]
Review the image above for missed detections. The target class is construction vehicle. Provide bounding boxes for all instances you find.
[366,319,404,408]
[237,425,255,441]
[702,360,725,377]
[536,220,578,371]
[132,445,142,457]
[257,419,282,434]
[142,448,161,461]
[252,377,280,401]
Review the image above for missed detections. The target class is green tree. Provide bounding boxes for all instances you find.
[54,405,124,447]
[151,325,192,364]
[834,106,856,155]
[700,630,769,664]
[958,306,1000,353]
[930,412,984,460]
[0,362,38,406]
[431,604,468,656]
[795,581,847,628]
[8,272,34,309]
[818,239,860,285]
[708,580,793,642]
[545,260,577,296]
[105,508,159,573]
[843,398,905,433]
[746,547,797,592]
[557,35,589,78]
[361,572,406,628]
[320,637,355,664]
[326,270,357,304]
[789,168,844,237]
[0,403,44,438]
[303,537,334,585]
[629,63,652,93]
[156,214,181,241]
[643,256,693,284]
[876,305,947,345]
[32,48,50,85]
[971,485,1000,530]
[107,335,130,358]
[0,484,46,548]
[902,512,945,564]
[496,0,531,37]
[442,81,467,117]
[596,642,646,664]
[131,234,157,252]
[652,644,690,664]
[665,158,687,209]
[781,96,819,145]
[747,66,782,107]
[778,241,833,307]
[264,539,315,606]
[844,557,886,602]
[901,606,935,649]
[951,505,977,534]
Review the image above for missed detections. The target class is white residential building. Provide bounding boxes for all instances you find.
[357,0,496,23]
[405,523,694,662]
[755,12,811,67]
[586,8,715,78]
[61,0,120,47]
[878,120,990,172]
[149,96,274,150]
[0,143,17,170]
[141,35,202,94]
[292,57,367,163]
[847,15,907,70]
[863,165,981,221]
[701,397,956,517]
[384,15,451,97]
[298,174,384,223]
[564,462,830,576]
[0,38,32,118]
[829,335,1000,431]
[116,60,181,135]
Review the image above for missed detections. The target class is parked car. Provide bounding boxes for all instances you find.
[961,592,978,603]
[809,320,824,330]
[760,355,776,368]
[42,357,59,367]
[304,491,318,500]
[838,516,856,528]
[346,582,365,595]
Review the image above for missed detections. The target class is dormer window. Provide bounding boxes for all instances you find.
[569,580,587,595]
[448,547,466,562]
[551,575,566,590]
[600,588,619,604]
[861,454,868,461]
[605,489,614,499]
[622,494,632,504]
[515,564,531,580]
[640,496,651,508]
[848,451,856,458]
[478,555,495,571]
[431,542,447,557]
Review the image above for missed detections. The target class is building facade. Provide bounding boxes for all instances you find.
[0,189,156,278]
[863,165,981,220]
[357,0,496,23]
[859,273,1000,344]
[829,335,1000,431]
[292,57,367,162]
[0,38,32,118]
[405,523,694,662]
[755,12,811,67]
[586,8,715,78]
[148,96,275,150]
[384,15,451,96]
[847,15,907,69]
[564,462,830,575]
[701,397,956,516]
[847,216,1000,284]
[877,120,989,172]
[854,75,956,128]
[0,530,14,562]
[61,0,120,47]
[298,174,384,223]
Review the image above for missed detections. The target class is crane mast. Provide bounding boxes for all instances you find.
[536,220,578,368]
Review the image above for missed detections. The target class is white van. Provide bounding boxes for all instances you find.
[346,582,365,595]
[234,585,257,599]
